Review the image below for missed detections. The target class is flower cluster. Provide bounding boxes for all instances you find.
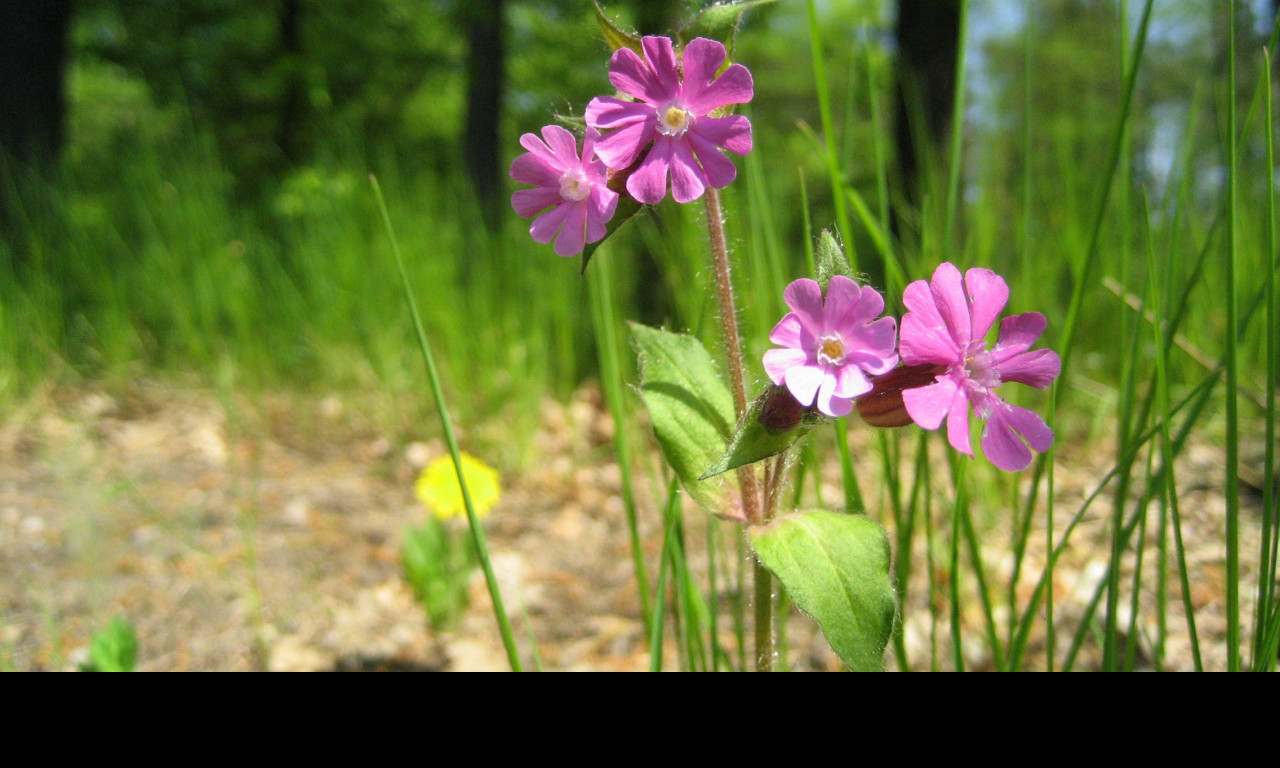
[765,264,1060,471]
[510,36,754,256]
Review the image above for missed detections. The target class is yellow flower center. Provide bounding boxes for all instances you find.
[657,104,693,137]
[818,335,845,365]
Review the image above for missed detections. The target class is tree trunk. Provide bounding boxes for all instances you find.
[0,0,74,252]
[463,0,507,230]
[276,0,307,166]
[893,0,960,217]
[0,0,73,166]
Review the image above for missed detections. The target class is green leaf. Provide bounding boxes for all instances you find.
[630,323,735,510]
[679,0,781,57]
[700,384,823,478]
[402,520,475,631]
[552,113,587,136]
[815,228,855,289]
[581,195,644,273]
[749,511,896,671]
[592,0,643,55]
[83,616,138,672]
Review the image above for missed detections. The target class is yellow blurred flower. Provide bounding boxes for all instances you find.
[415,452,501,521]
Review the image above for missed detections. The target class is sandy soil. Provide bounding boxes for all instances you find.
[0,380,1270,671]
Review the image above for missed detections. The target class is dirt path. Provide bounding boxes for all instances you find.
[0,382,1266,671]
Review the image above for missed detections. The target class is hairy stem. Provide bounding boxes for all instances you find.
[704,186,771,670]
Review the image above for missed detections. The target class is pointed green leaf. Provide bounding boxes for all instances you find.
[592,0,643,55]
[581,195,643,273]
[815,228,855,289]
[749,510,896,671]
[552,112,587,136]
[631,323,736,510]
[700,384,823,478]
[679,0,780,56]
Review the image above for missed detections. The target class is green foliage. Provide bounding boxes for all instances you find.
[748,511,896,671]
[80,616,138,672]
[592,0,644,55]
[701,384,822,479]
[630,323,735,510]
[678,0,781,57]
[402,519,478,632]
[813,228,854,289]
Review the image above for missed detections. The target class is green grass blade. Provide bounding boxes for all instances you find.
[1224,0,1241,672]
[370,175,522,672]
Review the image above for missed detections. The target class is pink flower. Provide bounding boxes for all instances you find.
[898,263,1061,471]
[763,276,899,418]
[585,36,753,205]
[510,125,618,257]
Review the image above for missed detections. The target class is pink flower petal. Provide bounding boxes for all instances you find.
[783,363,825,408]
[581,128,600,163]
[553,202,588,257]
[963,267,1008,341]
[509,152,561,188]
[902,376,957,430]
[585,96,653,132]
[782,279,825,334]
[679,38,729,106]
[826,395,854,418]
[686,63,754,115]
[900,310,961,366]
[593,118,655,170]
[684,130,737,191]
[929,262,972,351]
[980,403,1035,471]
[691,115,752,156]
[768,313,805,349]
[541,125,580,162]
[763,347,808,385]
[847,316,899,375]
[511,186,562,218]
[626,136,674,204]
[995,348,1060,389]
[1005,402,1054,452]
[822,275,861,333]
[946,387,972,456]
[902,277,942,320]
[605,46,666,105]
[990,312,1047,361]
[641,36,681,99]
[528,202,571,245]
[585,188,617,244]
[517,131,561,169]
[833,363,872,399]
[816,374,853,417]
[669,138,708,203]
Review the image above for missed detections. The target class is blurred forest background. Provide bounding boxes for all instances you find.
[1,0,1277,439]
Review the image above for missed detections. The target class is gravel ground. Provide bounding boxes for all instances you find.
[0,381,1269,671]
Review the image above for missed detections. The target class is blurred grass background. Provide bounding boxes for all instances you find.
[1,1,1272,444]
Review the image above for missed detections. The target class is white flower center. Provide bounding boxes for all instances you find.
[558,168,591,202]
[959,343,1001,392]
[817,334,846,366]
[656,102,693,137]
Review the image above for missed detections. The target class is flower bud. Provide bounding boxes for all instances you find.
[757,384,807,434]
[855,364,945,428]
